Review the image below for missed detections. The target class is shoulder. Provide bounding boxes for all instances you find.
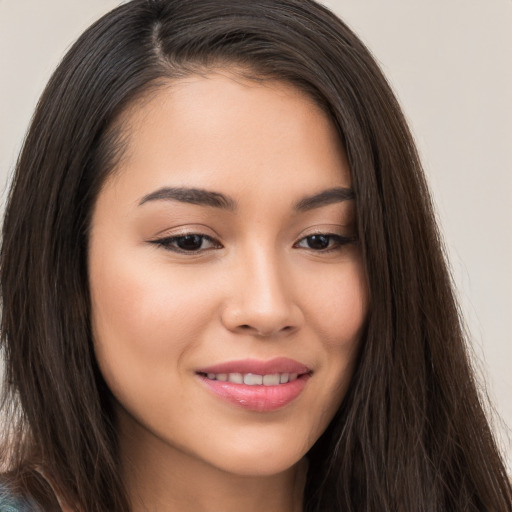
[0,467,63,512]
[0,482,37,512]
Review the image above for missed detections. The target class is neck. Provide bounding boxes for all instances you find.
[118,414,306,512]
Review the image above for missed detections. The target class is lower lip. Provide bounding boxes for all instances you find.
[198,374,310,412]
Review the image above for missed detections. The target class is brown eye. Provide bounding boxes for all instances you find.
[294,233,356,251]
[175,235,205,251]
[150,234,221,253]
[305,235,330,250]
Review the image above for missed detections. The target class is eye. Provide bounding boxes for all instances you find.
[294,233,355,251]
[150,234,221,253]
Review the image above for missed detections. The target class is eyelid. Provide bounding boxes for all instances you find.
[292,225,358,253]
[148,230,223,254]
[149,223,219,239]
[294,233,356,248]
[146,224,357,255]
[294,223,357,240]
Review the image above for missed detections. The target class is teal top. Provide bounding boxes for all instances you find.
[0,484,35,512]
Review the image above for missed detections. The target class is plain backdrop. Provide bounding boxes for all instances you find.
[0,0,511,468]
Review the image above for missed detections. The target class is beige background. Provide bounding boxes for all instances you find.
[1,1,511,468]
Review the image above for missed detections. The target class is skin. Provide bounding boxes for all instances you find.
[88,71,368,512]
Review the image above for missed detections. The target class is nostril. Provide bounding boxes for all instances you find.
[237,324,295,337]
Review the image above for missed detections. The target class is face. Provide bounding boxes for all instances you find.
[89,72,368,477]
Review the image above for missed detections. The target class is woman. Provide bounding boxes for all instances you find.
[1,0,510,510]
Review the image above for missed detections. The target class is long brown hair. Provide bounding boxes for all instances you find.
[1,1,511,510]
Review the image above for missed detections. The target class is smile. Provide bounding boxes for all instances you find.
[201,372,299,385]
[196,358,311,412]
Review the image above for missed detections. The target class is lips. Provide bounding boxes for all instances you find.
[196,357,311,412]
[203,372,299,386]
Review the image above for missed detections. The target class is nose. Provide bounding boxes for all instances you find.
[220,249,303,338]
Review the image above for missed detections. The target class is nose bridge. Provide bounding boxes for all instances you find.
[221,241,301,336]
[246,243,288,307]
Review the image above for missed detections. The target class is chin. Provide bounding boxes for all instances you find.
[216,454,304,478]
[201,436,309,477]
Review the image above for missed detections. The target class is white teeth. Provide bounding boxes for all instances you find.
[204,372,301,385]
[228,373,243,384]
[244,373,263,385]
[263,374,280,386]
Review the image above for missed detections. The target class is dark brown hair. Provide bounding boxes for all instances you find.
[1,1,511,510]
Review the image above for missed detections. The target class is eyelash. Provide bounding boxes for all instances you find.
[293,233,357,252]
[150,234,220,253]
[149,232,356,254]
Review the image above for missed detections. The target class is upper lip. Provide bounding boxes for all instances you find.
[196,357,311,375]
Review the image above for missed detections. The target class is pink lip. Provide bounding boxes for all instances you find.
[197,357,310,376]
[196,358,312,412]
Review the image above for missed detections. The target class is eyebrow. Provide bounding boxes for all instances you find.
[138,185,354,211]
[139,187,237,210]
[294,187,355,211]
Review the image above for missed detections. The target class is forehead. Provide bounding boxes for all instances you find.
[103,71,351,202]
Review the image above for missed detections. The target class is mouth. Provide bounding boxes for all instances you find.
[195,358,312,412]
[197,371,301,386]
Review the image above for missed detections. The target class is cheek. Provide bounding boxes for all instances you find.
[327,261,367,383]
[295,257,367,431]
[88,244,217,392]
[303,257,368,347]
